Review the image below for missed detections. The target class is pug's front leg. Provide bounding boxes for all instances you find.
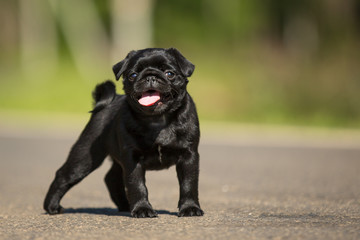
[124,160,157,218]
[176,151,204,217]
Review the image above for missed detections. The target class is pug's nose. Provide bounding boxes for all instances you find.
[146,76,157,84]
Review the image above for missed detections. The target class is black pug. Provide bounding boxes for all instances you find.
[43,48,204,218]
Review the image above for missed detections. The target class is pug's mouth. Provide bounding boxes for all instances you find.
[136,90,173,107]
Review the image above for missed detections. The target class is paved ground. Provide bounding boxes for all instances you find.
[0,126,360,239]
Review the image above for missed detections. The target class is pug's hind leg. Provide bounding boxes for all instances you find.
[43,137,108,215]
[43,112,110,215]
[105,162,130,212]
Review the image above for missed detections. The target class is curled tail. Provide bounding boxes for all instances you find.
[91,80,116,113]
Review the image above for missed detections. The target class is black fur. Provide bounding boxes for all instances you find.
[91,80,116,113]
[43,48,203,218]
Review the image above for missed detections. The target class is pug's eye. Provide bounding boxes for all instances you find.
[165,71,175,80]
[129,73,137,81]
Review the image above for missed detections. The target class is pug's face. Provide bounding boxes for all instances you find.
[113,48,195,115]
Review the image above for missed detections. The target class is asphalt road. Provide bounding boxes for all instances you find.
[0,127,359,239]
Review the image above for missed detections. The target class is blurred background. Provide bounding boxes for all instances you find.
[1,0,360,128]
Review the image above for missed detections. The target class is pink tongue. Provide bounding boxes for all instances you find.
[138,91,161,106]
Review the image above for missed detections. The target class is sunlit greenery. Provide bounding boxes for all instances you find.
[1,0,359,128]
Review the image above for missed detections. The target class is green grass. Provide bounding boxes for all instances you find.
[1,45,360,129]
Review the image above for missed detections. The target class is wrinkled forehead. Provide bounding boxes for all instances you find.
[128,50,176,72]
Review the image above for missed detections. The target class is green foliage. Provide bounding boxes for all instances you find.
[1,0,360,128]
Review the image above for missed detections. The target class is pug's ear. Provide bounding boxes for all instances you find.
[112,60,126,81]
[167,48,195,78]
[112,50,137,80]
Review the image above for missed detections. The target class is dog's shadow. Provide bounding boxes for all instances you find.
[62,208,178,217]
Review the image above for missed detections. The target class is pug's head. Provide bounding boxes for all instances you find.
[112,48,195,115]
